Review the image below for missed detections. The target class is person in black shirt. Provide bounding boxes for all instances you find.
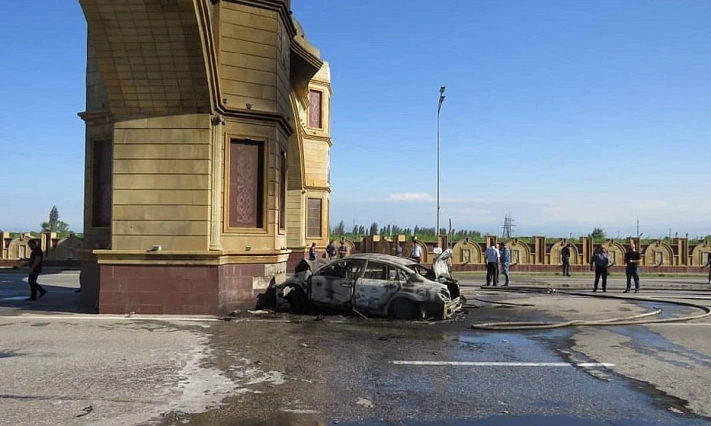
[624,243,642,293]
[561,243,571,277]
[23,240,48,301]
[308,243,317,261]
[325,240,336,260]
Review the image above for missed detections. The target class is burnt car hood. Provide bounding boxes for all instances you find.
[432,249,453,281]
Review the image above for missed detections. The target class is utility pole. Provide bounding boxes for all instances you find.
[436,86,446,242]
[502,213,515,239]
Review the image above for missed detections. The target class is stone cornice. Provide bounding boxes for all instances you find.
[302,133,332,147]
[304,184,331,193]
[220,107,294,135]
[77,109,113,123]
[291,38,323,71]
[309,79,333,95]
[93,249,292,265]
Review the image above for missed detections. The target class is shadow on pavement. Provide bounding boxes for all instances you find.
[0,270,95,315]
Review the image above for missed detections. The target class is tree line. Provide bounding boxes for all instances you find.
[330,220,482,242]
[330,221,710,245]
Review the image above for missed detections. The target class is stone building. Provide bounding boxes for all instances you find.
[77,0,332,314]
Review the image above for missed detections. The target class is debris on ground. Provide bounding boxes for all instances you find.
[355,398,374,408]
[76,406,93,418]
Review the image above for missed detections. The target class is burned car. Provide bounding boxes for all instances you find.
[260,249,463,320]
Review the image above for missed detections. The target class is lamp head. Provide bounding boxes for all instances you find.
[440,86,446,94]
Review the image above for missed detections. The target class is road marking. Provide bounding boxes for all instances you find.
[392,361,614,367]
[0,314,221,322]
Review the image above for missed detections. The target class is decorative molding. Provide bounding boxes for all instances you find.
[93,249,292,265]
[78,109,113,123]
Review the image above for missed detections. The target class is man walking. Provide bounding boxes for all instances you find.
[23,240,48,301]
[624,243,642,293]
[485,243,500,286]
[499,242,511,286]
[325,240,336,260]
[590,244,609,292]
[308,242,317,261]
[561,243,571,277]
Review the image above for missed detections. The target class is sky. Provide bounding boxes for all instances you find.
[1,1,710,239]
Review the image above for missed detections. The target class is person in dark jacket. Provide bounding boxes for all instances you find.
[561,243,572,277]
[590,244,609,292]
[325,241,336,260]
[22,240,48,301]
[624,243,642,293]
[308,243,317,261]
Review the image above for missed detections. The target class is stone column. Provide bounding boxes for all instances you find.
[209,114,225,251]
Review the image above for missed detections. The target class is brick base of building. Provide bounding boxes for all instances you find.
[80,256,286,315]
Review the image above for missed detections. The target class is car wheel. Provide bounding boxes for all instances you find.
[390,298,422,320]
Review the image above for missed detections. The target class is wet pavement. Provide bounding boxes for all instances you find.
[156,319,710,426]
[2,271,711,425]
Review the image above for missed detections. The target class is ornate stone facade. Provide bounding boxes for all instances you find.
[75,0,332,314]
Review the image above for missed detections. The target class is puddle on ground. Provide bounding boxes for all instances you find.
[614,326,711,368]
[0,351,19,358]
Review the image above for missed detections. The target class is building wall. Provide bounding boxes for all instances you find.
[111,115,212,251]
[218,2,280,113]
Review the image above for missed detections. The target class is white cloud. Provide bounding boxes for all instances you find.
[384,192,434,202]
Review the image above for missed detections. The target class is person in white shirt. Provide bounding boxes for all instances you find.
[485,244,500,286]
[410,239,422,263]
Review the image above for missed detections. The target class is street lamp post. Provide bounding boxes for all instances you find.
[437,86,446,242]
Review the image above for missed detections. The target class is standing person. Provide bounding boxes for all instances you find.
[624,243,642,293]
[561,243,572,277]
[395,242,403,257]
[499,242,511,286]
[23,240,48,301]
[590,244,609,292]
[704,252,711,284]
[325,240,336,260]
[433,243,443,256]
[410,239,422,263]
[485,243,500,286]
[308,242,317,261]
[338,241,348,259]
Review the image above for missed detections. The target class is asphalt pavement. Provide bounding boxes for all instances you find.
[2,270,711,425]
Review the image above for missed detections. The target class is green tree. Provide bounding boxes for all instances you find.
[41,205,70,233]
[591,228,606,242]
[332,220,345,236]
[369,222,379,236]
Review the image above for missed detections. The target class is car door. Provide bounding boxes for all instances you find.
[309,259,364,307]
[353,261,404,312]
